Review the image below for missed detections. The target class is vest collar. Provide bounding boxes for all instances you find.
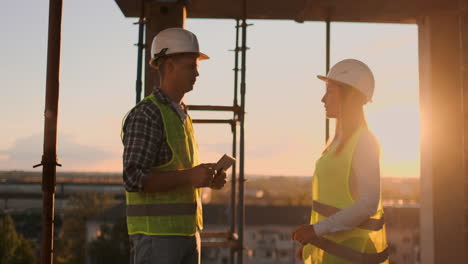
[153,88,187,121]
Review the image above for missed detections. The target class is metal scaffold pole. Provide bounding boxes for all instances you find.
[187,17,247,260]
[135,0,145,104]
[230,18,241,264]
[37,0,63,263]
[325,18,331,143]
[237,0,247,262]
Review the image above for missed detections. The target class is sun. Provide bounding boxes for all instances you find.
[367,104,420,178]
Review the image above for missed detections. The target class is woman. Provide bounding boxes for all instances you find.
[292,59,389,264]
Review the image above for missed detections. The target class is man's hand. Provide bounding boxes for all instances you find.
[210,169,227,190]
[189,163,216,188]
[291,224,317,245]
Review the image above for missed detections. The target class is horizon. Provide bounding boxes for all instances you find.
[0,169,419,179]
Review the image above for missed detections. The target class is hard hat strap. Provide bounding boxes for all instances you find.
[153,48,168,61]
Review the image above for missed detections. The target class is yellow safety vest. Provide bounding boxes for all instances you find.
[303,126,389,264]
[123,94,203,236]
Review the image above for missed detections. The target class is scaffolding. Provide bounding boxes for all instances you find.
[131,12,334,264]
[132,4,249,264]
[189,19,245,263]
[191,18,249,264]
[37,0,468,263]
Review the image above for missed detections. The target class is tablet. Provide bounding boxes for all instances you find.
[214,154,236,171]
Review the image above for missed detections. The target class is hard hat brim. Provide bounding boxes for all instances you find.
[317,75,344,85]
[198,52,209,60]
[317,75,352,87]
[316,75,373,103]
[166,51,210,60]
[149,51,210,69]
[317,75,329,82]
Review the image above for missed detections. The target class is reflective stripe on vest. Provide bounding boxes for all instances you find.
[313,201,385,231]
[310,237,389,264]
[126,203,197,217]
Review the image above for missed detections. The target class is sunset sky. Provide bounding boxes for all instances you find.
[1,1,420,177]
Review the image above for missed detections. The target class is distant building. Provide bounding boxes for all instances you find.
[87,203,420,264]
[0,173,423,263]
[199,204,310,264]
[384,205,420,264]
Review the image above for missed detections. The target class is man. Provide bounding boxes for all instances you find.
[122,28,227,264]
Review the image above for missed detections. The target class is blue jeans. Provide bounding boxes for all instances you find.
[129,233,200,264]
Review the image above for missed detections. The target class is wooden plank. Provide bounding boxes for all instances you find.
[187,105,241,113]
[192,119,237,125]
[115,0,460,24]
[201,240,240,249]
[200,231,238,239]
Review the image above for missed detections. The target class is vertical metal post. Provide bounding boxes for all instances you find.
[230,18,240,264]
[40,0,63,263]
[325,19,331,143]
[460,1,468,249]
[237,0,247,263]
[135,0,145,104]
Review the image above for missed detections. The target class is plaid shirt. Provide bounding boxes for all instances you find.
[122,89,187,192]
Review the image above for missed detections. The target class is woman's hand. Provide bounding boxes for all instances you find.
[291,224,317,245]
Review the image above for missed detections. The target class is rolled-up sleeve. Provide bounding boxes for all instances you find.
[122,103,164,192]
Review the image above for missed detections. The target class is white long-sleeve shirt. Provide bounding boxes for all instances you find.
[313,130,381,237]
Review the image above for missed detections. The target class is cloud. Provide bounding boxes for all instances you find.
[0,133,117,171]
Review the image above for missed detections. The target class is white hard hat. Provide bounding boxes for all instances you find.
[149,27,209,66]
[317,59,375,102]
